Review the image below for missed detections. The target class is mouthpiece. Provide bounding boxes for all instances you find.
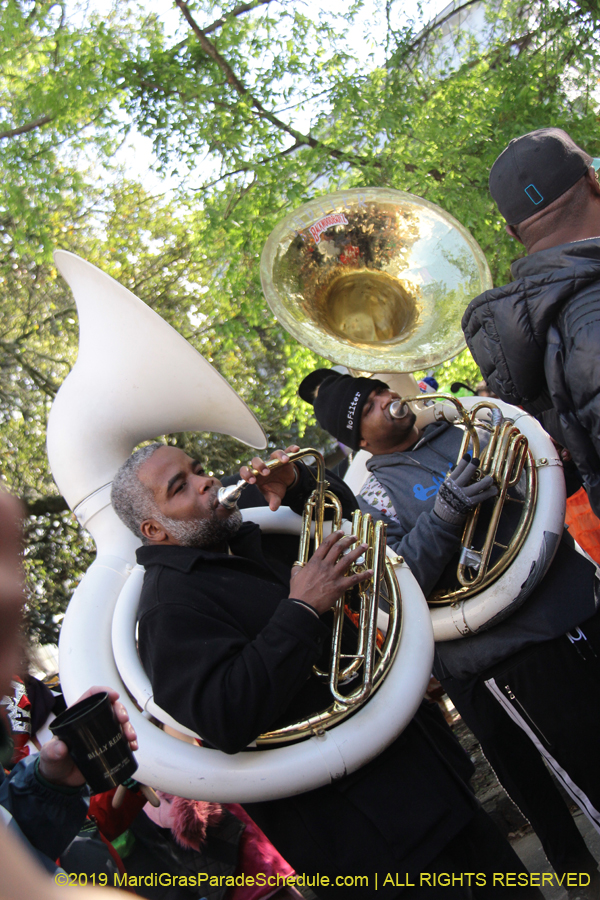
[217,480,248,509]
[389,400,409,419]
[217,454,289,508]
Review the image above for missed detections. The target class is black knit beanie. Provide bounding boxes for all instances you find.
[298,369,388,450]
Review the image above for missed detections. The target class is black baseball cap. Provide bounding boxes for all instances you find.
[489,128,595,225]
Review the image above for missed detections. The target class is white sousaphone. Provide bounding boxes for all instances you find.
[260,188,566,640]
[47,250,434,802]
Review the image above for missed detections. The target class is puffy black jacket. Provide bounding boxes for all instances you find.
[462,238,600,516]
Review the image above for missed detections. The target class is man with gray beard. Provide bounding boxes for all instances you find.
[110,441,543,899]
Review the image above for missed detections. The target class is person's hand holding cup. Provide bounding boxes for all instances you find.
[46,686,138,791]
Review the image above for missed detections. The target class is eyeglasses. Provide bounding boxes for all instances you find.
[592,158,600,172]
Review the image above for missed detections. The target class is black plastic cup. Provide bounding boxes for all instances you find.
[49,691,137,793]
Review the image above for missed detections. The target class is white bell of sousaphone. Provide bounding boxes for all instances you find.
[47,250,434,802]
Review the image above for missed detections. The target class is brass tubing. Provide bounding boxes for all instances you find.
[257,551,403,745]
[244,448,403,746]
[364,521,387,687]
[329,513,373,705]
[296,495,314,567]
[458,425,518,587]
[401,392,480,459]
[508,436,528,487]
[328,508,360,688]
[457,427,530,588]
[329,516,389,707]
[330,511,372,692]
[457,406,502,554]
[313,499,354,683]
[471,447,536,592]
[309,453,325,551]
[421,397,538,604]
[327,590,347,692]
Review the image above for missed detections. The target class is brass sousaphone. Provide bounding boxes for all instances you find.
[260,188,566,637]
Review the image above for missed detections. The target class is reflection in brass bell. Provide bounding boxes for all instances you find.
[321,271,417,345]
[260,188,492,373]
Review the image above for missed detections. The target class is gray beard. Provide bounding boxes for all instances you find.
[157,508,243,549]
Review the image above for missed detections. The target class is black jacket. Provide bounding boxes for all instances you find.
[137,464,355,753]
[462,238,600,515]
[137,465,478,891]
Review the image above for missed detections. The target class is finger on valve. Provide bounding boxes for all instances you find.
[452,454,480,487]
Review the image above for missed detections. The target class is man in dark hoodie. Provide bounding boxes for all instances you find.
[462,127,600,517]
[299,368,600,893]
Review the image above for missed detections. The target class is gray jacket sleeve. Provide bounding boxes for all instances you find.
[357,497,462,596]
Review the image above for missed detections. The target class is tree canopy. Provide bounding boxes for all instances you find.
[0,0,598,643]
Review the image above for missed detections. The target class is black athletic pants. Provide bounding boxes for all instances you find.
[440,607,600,877]
[483,606,600,835]
[403,807,543,898]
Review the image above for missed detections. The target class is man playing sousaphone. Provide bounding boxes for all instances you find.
[111,441,541,898]
[299,367,600,891]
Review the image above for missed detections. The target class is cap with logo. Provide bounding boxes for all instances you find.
[298,369,388,450]
[489,127,595,225]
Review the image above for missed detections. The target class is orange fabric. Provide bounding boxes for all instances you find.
[344,606,384,648]
[565,487,600,565]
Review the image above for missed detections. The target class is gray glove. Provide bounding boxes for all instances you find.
[433,455,498,526]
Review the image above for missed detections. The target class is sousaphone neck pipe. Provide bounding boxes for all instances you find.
[217,447,326,515]
[392,392,481,460]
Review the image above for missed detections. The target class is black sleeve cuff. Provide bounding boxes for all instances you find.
[34,756,87,796]
[274,598,330,649]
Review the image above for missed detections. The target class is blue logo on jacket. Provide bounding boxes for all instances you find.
[413,474,444,501]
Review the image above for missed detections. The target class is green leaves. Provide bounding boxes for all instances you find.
[1,0,599,643]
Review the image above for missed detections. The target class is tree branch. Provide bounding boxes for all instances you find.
[193,140,302,191]
[174,0,370,167]
[393,0,484,65]
[168,0,275,55]
[0,113,54,140]
[0,340,60,396]
[203,0,274,35]
[223,172,257,219]
[405,7,583,113]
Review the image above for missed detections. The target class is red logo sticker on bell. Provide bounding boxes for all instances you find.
[309,213,349,244]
